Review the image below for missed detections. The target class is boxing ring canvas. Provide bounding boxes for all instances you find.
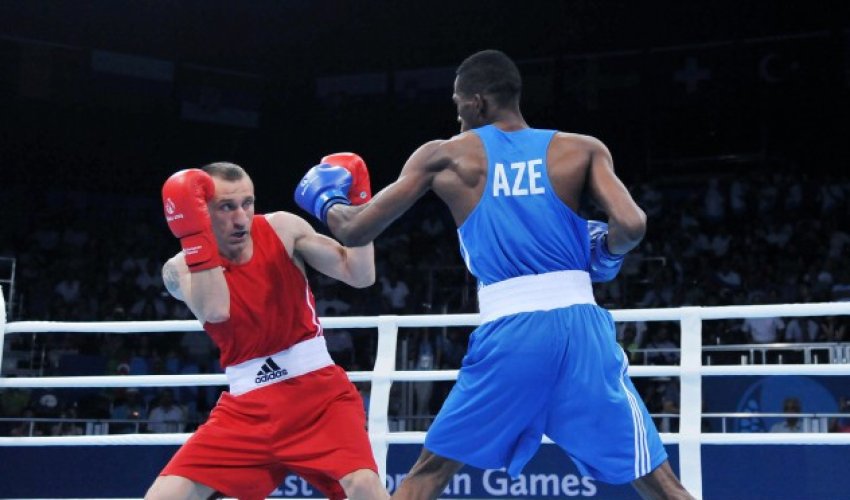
[1,291,849,499]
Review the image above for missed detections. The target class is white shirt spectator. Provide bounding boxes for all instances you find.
[381,273,410,310]
[784,318,819,343]
[148,404,185,433]
[742,317,785,343]
[148,390,185,433]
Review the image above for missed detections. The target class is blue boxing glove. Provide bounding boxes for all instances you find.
[588,220,625,282]
[295,163,353,224]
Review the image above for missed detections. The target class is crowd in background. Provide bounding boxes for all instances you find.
[1,167,849,436]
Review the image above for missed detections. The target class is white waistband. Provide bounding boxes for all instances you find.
[478,270,596,323]
[225,336,334,396]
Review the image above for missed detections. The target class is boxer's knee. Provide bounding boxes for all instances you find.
[145,475,215,500]
[340,469,388,500]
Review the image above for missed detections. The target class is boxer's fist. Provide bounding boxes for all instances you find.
[321,152,371,205]
[162,169,221,272]
[295,164,352,224]
[588,220,624,283]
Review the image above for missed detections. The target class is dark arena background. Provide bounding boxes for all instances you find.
[1,1,849,499]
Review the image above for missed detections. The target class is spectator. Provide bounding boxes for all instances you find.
[380,268,410,312]
[129,286,167,319]
[770,397,804,432]
[644,324,679,365]
[784,317,819,343]
[652,378,680,433]
[436,329,467,370]
[9,408,43,437]
[147,388,185,433]
[410,329,436,431]
[830,396,850,433]
[741,306,785,345]
[49,405,84,436]
[110,388,146,434]
[820,316,847,342]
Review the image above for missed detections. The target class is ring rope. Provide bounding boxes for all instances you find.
[3,291,850,500]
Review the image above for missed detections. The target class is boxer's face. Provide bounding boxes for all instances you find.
[208,175,255,259]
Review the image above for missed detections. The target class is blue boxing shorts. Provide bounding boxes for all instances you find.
[424,303,667,484]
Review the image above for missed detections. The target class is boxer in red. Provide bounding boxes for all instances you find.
[146,157,387,500]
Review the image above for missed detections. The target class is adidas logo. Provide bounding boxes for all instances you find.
[254,357,288,384]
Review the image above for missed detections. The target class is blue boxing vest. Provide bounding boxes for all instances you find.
[458,125,590,286]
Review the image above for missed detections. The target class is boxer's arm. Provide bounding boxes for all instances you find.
[327,141,444,247]
[161,255,230,323]
[267,212,375,288]
[584,138,646,254]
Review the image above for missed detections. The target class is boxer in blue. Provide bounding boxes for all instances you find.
[296,49,693,500]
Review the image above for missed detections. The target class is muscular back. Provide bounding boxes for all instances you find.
[432,130,594,227]
[329,124,640,254]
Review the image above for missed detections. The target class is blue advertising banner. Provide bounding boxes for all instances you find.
[2,443,849,499]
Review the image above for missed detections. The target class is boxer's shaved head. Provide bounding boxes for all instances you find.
[202,162,247,181]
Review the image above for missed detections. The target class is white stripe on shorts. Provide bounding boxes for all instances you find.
[620,355,651,478]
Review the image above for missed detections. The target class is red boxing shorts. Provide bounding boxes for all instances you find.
[160,365,376,500]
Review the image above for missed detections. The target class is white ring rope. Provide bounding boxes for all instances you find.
[4,431,850,448]
[3,364,850,391]
[2,291,850,500]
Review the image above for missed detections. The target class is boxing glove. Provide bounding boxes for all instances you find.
[294,164,353,224]
[162,169,221,272]
[588,220,625,283]
[320,152,372,205]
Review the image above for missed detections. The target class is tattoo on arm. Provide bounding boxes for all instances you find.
[162,263,185,301]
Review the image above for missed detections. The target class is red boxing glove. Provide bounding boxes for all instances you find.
[162,169,221,272]
[321,152,372,205]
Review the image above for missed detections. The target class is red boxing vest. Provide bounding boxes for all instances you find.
[204,215,322,368]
